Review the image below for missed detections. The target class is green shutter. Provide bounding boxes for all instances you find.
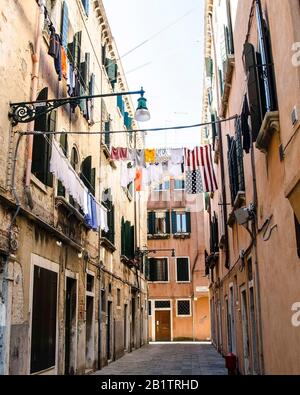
[165,211,170,234]
[74,31,82,69]
[121,217,125,255]
[148,212,155,234]
[105,58,117,85]
[117,96,124,115]
[81,156,92,192]
[186,211,191,233]
[171,211,177,234]
[61,1,69,49]
[130,225,135,259]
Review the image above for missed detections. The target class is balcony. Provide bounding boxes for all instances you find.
[256,111,280,153]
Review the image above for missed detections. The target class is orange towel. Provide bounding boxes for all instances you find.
[61,47,67,80]
[135,168,142,192]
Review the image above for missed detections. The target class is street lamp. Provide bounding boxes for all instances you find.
[9,87,150,125]
[134,88,151,122]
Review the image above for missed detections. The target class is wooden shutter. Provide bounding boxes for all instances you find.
[61,1,69,49]
[186,211,191,233]
[32,88,48,184]
[121,217,125,255]
[80,52,90,90]
[117,96,124,115]
[147,212,155,235]
[105,58,118,85]
[244,42,262,141]
[74,31,82,69]
[81,0,89,15]
[130,225,135,259]
[81,156,92,191]
[171,211,177,234]
[165,211,170,234]
[90,167,95,196]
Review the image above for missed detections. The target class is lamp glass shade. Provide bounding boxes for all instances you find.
[135,96,150,122]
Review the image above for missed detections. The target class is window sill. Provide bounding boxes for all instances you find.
[147,234,171,240]
[256,111,280,154]
[55,196,89,227]
[173,233,191,239]
[30,174,48,194]
[100,237,116,252]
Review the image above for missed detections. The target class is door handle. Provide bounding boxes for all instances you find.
[156,321,159,326]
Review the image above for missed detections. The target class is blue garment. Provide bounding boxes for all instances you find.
[90,196,98,231]
[84,193,93,229]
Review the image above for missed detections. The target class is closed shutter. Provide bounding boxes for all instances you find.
[205,57,213,78]
[147,212,155,234]
[165,211,170,234]
[235,120,245,193]
[89,73,95,123]
[90,167,95,196]
[171,211,177,234]
[244,43,262,141]
[61,1,69,49]
[130,225,135,259]
[105,58,118,86]
[211,113,217,147]
[74,31,82,69]
[81,0,89,15]
[80,52,90,90]
[124,112,132,130]
[117,96,124,115]
[32,88,48,184]
[121,217,125,255]
[186,211,191,233]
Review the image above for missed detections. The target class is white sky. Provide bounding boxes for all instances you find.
[102,0,205,149]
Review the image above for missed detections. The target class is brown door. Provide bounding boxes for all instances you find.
[155,310,171,341]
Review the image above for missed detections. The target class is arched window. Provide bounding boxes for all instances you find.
[70,146,79,171]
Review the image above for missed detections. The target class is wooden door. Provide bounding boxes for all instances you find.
[155,310,171,341]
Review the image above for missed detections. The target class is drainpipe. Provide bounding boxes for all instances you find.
[25,0,45,206]
[250,129,265,375]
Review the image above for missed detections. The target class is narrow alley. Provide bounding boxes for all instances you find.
[93,343,227,376]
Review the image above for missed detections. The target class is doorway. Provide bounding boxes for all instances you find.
[124,304,128,350]
[65,277,77,375]
[241,288,250,375]
[106,301,112,361]
[155,310,171,341]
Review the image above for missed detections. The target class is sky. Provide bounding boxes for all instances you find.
[102,0,205,149]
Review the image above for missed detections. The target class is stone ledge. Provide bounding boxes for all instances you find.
[256,111,280,154]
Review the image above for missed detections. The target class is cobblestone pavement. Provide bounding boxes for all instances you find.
[93,342,227,375]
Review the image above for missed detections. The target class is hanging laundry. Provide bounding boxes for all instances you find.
[145,148,156,164]
[184,146,218,193]
[168,162,184,178]
[135,168,143,192]
[48,30,62,81]
[185,169,204,195]
[171,148,184,164]
[155,148,171,163]
[241,95,251,153]
[128,148,145,167]
[61,47,67,80]
[148,163,164,185]
[110,147,128,161]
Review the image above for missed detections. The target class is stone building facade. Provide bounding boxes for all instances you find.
[147,180,210,342]
[0,0,147,375]
[203,0,300,375]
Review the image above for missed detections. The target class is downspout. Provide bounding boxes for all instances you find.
[25,0,46,207]
[250,128,265,375]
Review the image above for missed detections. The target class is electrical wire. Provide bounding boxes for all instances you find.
[18,114,238,136]
[120,8,196,59]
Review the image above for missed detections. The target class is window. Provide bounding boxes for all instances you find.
[102,189,115,245]
[149,258,168,282]
[148,301,152,315]
[148,211,170,235]
[117,289,121,307]
[80,156,95,196]
[227,123,245,205]
[177,300,191,316]
[121,217,135,259]
[174,179,185,190]
[32,88,54,187]
[60,1,69,49]
[101,290,106,312]
[176,258,190,282]
[86,274,94,293]
[30,266,58,373]
[210,212,219,254]
[155,300,170,309]
[171,211,191,234]
[154,180,170,191]
[295,215,300,259]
